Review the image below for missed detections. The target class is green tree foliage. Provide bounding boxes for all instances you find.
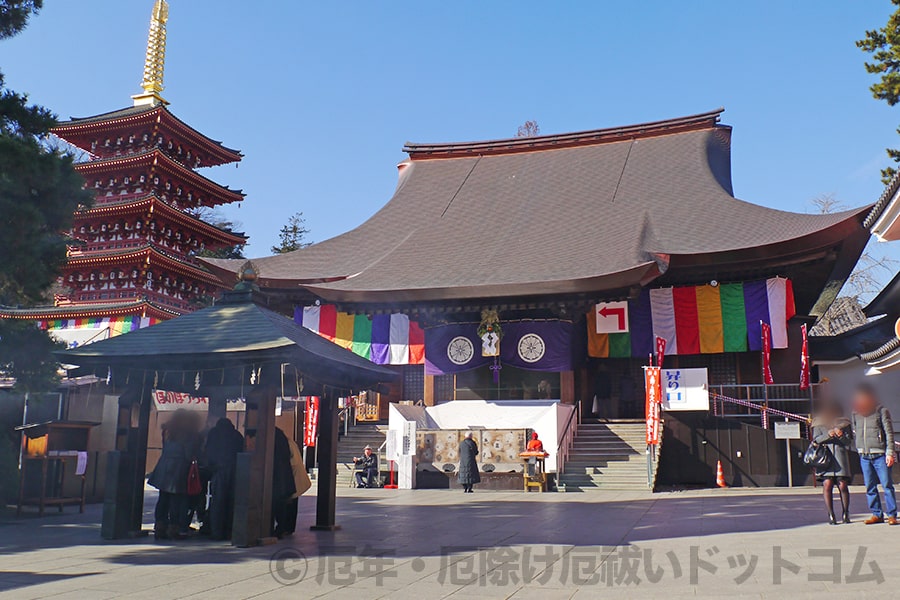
[0,0,41,39]
[186,207,246,259]
[0,320,63,391]
[857,0,900,184]
[271,212,311,254]
[0,0,92,390]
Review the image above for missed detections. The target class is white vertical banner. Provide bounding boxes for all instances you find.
[389,313,410,365]
[766,277,789,349]
[302,306,320,333]
[649,288,678,355]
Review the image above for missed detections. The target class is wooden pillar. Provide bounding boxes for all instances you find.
[232,386,276,547]
[423,374,435,406]
[101,381,152,539]
[312,391,340,531]
[560,370,575,405]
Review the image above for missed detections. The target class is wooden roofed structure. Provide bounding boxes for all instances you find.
[55,274,397,544]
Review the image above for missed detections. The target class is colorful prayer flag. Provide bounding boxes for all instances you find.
[297,306,425,366]
[587,277,795,359]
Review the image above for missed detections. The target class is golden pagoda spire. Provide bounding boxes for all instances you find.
[132,0,170,107]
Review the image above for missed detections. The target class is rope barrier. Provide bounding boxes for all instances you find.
[710,393,811,437]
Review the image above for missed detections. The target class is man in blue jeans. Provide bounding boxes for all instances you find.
[851,384,897,525]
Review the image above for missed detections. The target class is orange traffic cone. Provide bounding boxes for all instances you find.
[716,460,727,488]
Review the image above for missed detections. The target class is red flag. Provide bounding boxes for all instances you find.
[799,323,810,390]
[761,321,774,385]
[645,367,662,445]
[655,336,667,369]
[303,396,320,447]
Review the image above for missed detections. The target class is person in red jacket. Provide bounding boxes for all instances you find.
[527,432,544,453]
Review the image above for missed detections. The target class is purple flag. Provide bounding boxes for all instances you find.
[743,280,770,352]
[370,314,391,365]
[629,288,653,358]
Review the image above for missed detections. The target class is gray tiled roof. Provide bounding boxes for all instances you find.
[205,110,866,301]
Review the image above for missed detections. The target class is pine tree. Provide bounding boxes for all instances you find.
[857,0,900,184]
[271,212,312,254]
[0,0,93,390]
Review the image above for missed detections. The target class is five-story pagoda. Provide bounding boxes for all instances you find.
[0,1,246,345]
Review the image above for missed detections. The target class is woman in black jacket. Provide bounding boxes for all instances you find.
[811,403,853,524]
[458,432,481,493]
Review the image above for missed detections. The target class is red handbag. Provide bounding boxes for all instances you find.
[187,460,202,496]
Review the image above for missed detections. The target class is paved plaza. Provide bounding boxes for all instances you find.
[1,485,898,599]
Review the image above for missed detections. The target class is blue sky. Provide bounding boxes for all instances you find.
[2,1,899,263]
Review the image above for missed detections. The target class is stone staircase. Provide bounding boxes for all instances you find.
[335,423,388,488]
[558,421,655,491]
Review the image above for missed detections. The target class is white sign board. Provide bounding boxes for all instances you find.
[402,421,416,456]
[774,421,801,440]
[595,301,629,334]
[386,429,399,460]
[660,368,709,411]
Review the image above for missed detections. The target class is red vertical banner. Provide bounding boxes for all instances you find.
[799,323,810,390]
[303,396,320,447]
[655,336,667,369]
[761,321,774,385]
[645,367,662,445]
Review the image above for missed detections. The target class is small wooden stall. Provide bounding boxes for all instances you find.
[519,450,549,492]
[16,420,98,516]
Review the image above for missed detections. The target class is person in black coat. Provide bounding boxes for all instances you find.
[458,432,481,493]
[271,427,297,538]
[204,418,244,541]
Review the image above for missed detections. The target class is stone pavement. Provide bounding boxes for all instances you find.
[1,485,898,599]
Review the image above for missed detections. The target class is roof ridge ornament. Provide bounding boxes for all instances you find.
[132,0,170,107]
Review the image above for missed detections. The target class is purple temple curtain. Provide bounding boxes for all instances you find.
[370,314,392,365]
[629,288,653,358]
[424,324,489,375]
[743,280,770,352]
[425,320,574,375]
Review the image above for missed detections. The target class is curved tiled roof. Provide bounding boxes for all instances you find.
[53,105,242,167]
[205,110,867,302]
[0,299,179,321]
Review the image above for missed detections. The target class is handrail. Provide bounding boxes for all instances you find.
[556,400,580,475]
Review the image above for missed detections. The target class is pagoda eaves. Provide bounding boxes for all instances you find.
[52,104,243,168]
[73,149,244,208]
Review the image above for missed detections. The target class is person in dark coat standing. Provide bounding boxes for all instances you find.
[811,403,852,524]
[148,409,198,540]
[204,418,244,541]
[271,427,297,538]
[458,431,481,493]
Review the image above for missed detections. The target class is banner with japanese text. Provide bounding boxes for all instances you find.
[645,367,662,445]
[304,396,320,447]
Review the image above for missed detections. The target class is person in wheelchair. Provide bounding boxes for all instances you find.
[353,446,379,488]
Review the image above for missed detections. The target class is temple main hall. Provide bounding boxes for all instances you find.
[205,108,871,419]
